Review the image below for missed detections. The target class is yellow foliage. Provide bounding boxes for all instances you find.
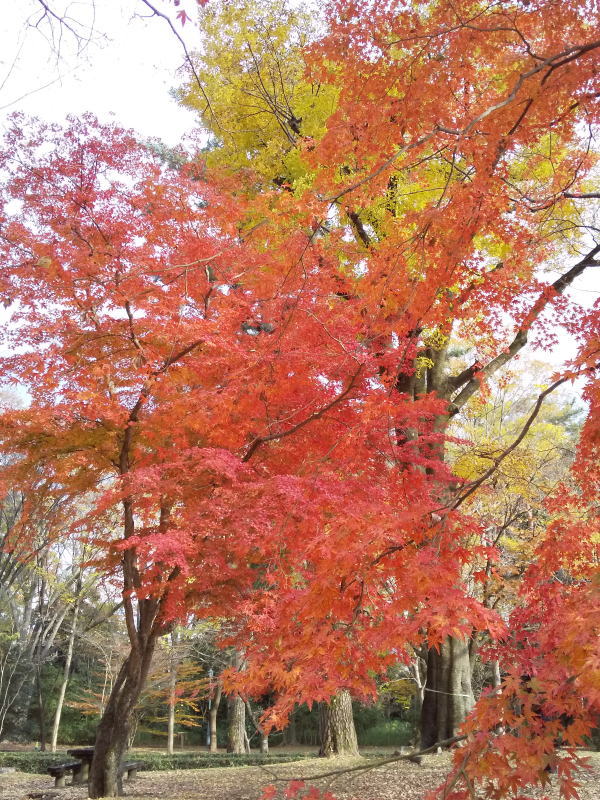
[178,0,338,187]
[380,678,417,709]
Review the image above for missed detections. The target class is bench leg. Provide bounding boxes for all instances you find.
[72,763,85,784]
[127,768,138,780]
[55,775,66,788]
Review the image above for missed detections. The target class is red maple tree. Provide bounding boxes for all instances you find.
[0,0,599,797]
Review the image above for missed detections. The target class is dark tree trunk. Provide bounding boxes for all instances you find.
[88,634,157,797]
[226,695,246,754]
[87,400,174,796]
[318,690,359,757]
[420,636,474,748]
[283,707,298,745]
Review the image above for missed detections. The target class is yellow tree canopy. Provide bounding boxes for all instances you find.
[178,0,338,188]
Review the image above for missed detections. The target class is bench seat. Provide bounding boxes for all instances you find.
[47,757,145,788]
[47,761,83,787]
[120,760,145,780]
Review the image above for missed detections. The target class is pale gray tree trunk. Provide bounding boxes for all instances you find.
[208,682,222,752]
[244,698,269,753]
[492,660,501,689]
[167,629,180,755]
[50,589,81,751]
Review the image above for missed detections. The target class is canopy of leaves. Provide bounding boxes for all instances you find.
[1,1,599,799]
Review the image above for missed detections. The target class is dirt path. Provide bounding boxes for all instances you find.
[2,753,599,800]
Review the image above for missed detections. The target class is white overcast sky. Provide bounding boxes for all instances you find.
[0,0,197,143]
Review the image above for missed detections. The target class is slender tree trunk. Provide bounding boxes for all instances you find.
[88,631,158,797]
[244,698,269,753]
[167,629,180,755]
[209,682,222,752]
[420,636,474,748]
[36,667,46,750]
[50,592,81,752]
[318,690,359,757]
[0,647,31,741]
[167,694,175,754]
[226,694,246,754]
[492,660,501,689]
[88,438,173,796]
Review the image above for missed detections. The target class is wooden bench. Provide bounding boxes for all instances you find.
[120,760,145,780]
[47,758,144,788]
[47,761,83,787]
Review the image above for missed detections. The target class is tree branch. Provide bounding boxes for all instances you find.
[324,39,600,204]
[138,0,218,127]
[274,734,466,783]
[242,365,363,462]
[451,370,592,510]
[447,244,600,413]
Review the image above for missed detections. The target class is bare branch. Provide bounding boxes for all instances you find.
[32,0,97,57]
[275,734,467,783]
[452,367,598,510]
[137,0,219,129]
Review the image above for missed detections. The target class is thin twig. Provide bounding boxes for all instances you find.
[138,0,218,128]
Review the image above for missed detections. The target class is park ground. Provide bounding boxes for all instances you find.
[2,752,599,800]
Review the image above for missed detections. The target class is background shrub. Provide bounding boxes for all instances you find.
[358,720,414,748]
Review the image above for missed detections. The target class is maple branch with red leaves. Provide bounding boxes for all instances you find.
[242,365,364,462]
[325,38,600,204]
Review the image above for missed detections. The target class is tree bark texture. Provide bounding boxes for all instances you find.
[208,682,222,752]
[420,636,474,748]
[395,345,478,748]
[318,689,359,757]
[226,694,246,754]
[167,629,180,755]
[88,634,158,797]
